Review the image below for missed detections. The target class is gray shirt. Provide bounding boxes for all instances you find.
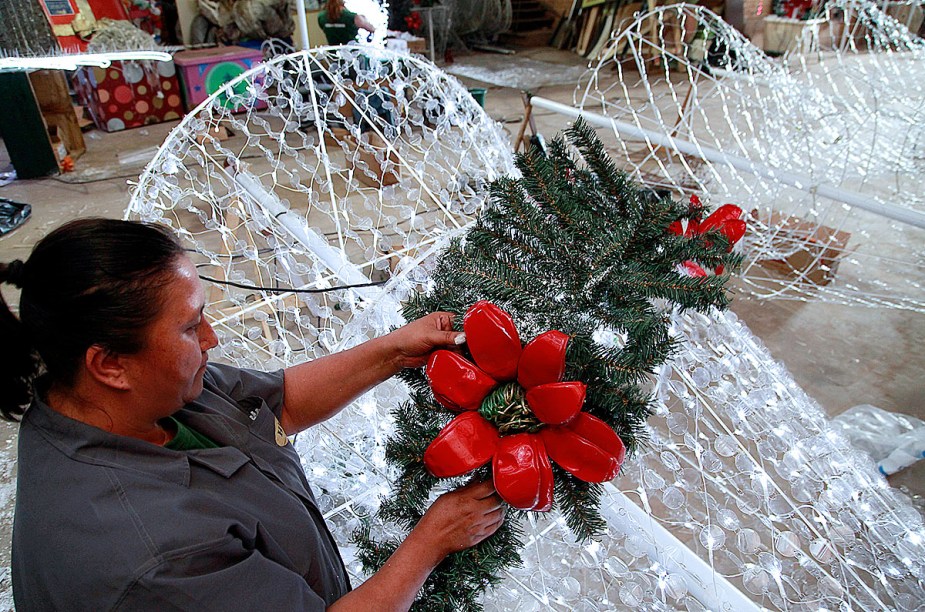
[12,364,351,610]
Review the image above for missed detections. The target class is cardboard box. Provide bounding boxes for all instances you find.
[173,46,266,112]
[195,124,234,144]
[762,15,827,55]
[354,132,400,187]
[753,210,851,286]
[407,37,427,54]
[73,60,184,132]
[29,70,86,160]
[323,128,400,188]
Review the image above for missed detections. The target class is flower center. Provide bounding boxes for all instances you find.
[478,382,544,435]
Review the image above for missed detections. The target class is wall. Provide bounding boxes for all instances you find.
[540,0,575,19]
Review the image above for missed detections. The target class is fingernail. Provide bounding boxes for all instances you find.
[454,333,466,345]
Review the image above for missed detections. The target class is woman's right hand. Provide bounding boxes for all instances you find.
[329,481,504,611]
[413,480,505,559]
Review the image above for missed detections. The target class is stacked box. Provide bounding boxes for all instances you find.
[173,46,266,112]
[754,210,851,286]
[73,60,184,132]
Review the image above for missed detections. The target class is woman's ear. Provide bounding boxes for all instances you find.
[84,345,131,391]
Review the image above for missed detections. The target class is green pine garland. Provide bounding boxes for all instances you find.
[353,119,742,610]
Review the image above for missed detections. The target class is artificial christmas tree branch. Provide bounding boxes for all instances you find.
[354,118,745,610]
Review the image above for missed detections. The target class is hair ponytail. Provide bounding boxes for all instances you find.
[0,262,40,420]
[326,0,344,21]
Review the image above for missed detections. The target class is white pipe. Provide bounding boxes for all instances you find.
[295,0,311,50]
[601,484,762,612]
[231,168,403,326]
[529,96,925,229]
[0,51,172,72]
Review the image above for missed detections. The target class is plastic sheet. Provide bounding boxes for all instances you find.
[832,404,925,476]
[0,198,30,236]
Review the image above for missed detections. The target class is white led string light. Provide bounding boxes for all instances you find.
[0,50,172,72]
[573,2,925,311]
[125,46,925,609]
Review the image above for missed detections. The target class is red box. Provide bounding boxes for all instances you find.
[73,60,185,132]
[173,46,266,112]
[38,0,129,52]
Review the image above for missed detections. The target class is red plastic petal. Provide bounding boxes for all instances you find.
[424,412,500,478]
[684,218,701,238]
[526,381,586,425]
[517,330,569,389]
[720,219,746,246]
[667,220,684,236]
[493,433,551,510]
[699,204,743,233]
[568,413,626,465]
[426,350,497,412]
[540,413,625,483]
[533,439,554,512]
[679,261,707,277]
[463,301,522,382]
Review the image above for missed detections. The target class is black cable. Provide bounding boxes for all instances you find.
[198,274,387,294]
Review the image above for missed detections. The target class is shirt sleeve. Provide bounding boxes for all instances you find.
[115,534,328,611]
[204,363,286,416]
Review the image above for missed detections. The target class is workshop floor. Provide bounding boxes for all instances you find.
[0,46,922,609]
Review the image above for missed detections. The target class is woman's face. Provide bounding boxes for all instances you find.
[123,256,218,412]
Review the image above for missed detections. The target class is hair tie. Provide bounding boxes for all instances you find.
[4,260,26,288]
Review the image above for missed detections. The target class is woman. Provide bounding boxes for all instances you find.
[1,218,504,610]
[318,0,378,45]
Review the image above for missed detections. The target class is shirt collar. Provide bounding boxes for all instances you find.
[22,395,250,486]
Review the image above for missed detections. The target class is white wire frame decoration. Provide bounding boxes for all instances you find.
[783,0,925,150]
[126,47,925,609]
[449,0,513,39]
[571,3,925,312]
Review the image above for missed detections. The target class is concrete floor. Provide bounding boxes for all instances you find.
[0,46,922,608]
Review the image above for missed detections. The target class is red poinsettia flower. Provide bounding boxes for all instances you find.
[404,11,423,32]
[669,200,746,277]
[423,301,626,511]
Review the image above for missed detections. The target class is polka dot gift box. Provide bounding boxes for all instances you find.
[73,60,184,132]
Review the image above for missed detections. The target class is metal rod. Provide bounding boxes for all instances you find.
[529,95,925,229]
[296,0,310,50]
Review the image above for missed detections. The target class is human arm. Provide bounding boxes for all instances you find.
[329,481,504,612]
[354,12,377,33]
[280,312,462,434]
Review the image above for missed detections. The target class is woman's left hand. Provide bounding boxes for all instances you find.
[282,313,464,433]
[387,312,464,370]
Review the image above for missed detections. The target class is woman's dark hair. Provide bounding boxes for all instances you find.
[326,0,344,22]
[0,218,185,420]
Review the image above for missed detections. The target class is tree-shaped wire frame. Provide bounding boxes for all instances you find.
[573,3,925,311]
[126,46,925,610]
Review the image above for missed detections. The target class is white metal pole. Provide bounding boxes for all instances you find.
[295,0,311,50]
[529,96,925,229]
[231,168,404,326]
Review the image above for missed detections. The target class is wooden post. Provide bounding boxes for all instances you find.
[514,93,534,153]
